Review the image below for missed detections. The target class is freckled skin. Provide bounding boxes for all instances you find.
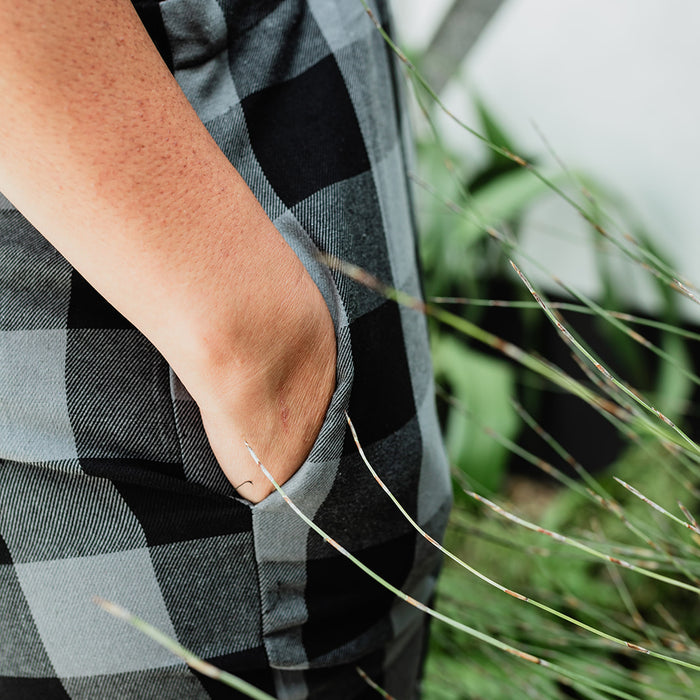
[0,0,336,502]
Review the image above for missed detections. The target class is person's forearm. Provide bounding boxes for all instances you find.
[0,0,336,501]
[1,0,293,379]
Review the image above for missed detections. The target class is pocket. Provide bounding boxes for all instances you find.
[165,210,354,503]
[250,211,354,513]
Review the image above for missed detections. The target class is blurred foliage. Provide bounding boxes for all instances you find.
[432,335,518,492]
[415,95,700,697]
[424,439,700,699]
[417,98,575,493]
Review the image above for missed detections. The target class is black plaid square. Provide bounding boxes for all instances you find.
[0,561,59,678]
[67,270,134,330]
[242,53,371,207]
[193,648,276,700]
[0,678,71,700]
[303,531,416,661]
[66,327,180,462]
[0,213,71,331]
[150,535,261,657]
[80,458,250,545]
[346,300,417,447]
[292,171,394,323]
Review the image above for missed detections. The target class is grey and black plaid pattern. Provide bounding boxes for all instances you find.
[0,1,451,697]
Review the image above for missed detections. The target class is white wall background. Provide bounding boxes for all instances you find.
[392,0,700,319]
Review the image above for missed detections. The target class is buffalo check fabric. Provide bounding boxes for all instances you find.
[0,0,452,697]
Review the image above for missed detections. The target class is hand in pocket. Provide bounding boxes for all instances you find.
[196,259,337,504]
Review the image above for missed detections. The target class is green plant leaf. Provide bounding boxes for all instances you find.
[654,331,693,424]
[473,95,519,169]
[432,333,519,491]
[460,168,569,244]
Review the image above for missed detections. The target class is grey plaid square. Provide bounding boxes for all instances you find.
[15,549,178,677]
[0,563,57,677]
[0,330,77,462]
[0,462,147,564]
[0,214,71,332]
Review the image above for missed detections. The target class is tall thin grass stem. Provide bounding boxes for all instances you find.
[93,598,276,700]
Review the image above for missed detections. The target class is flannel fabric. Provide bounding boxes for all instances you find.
[0,0,451,697]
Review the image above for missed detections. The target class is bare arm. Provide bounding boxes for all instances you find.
[0,0,336,502]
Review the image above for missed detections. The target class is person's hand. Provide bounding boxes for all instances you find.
[186,256,336,503]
